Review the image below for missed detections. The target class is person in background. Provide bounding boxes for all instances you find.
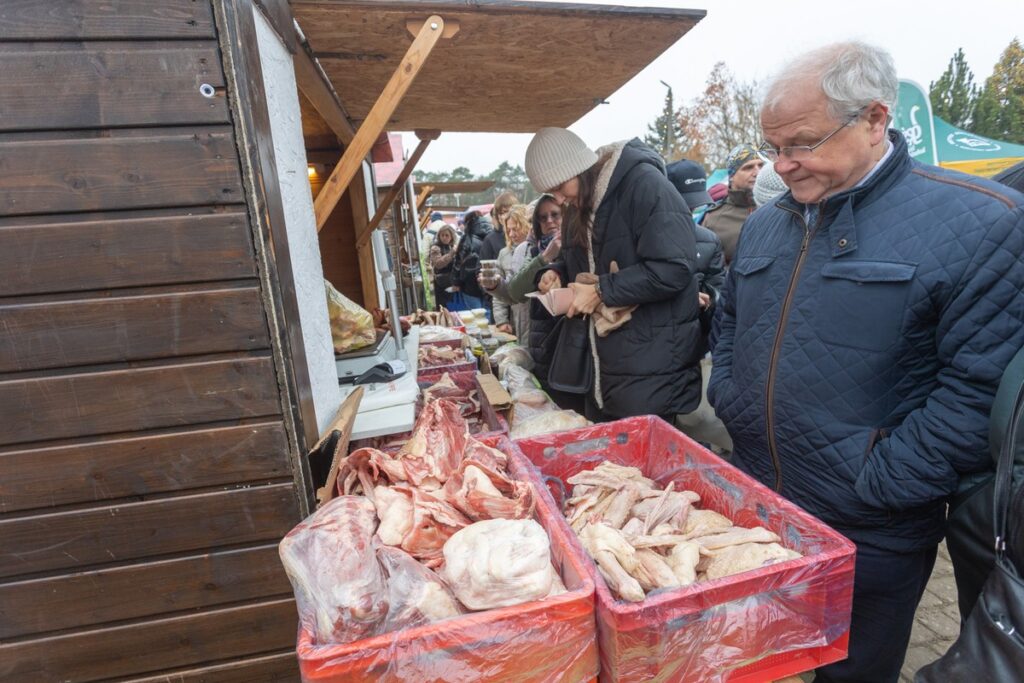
[487,204,532,337]
[701,144,763,264]
[428,224,458,310]
[479,191,518,262]
[665,159,732,454]
[522,127,703,422]
[752,161,788,207]
[708,41,1024,683]
[449,210,492,310]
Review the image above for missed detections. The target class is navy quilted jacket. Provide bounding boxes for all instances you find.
[708,131,1024,552]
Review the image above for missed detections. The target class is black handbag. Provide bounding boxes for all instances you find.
[546,315,594,395]
[916,370,1024,682]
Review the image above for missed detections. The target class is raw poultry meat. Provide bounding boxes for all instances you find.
[377,484,471,566]
[510,409,590,440]
[377,544,463,630]
[703,542,802,581]
[278,496,388,644]
[562,460,803,602]
[443,518,560,610]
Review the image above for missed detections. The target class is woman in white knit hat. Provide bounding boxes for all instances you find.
[752,161,789,207]
[522,127,704,422]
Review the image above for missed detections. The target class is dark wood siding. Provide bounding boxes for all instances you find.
[0,2,303,679]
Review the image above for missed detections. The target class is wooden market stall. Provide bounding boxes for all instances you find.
[0,1,703,680]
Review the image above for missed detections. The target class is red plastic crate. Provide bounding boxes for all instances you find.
[514,416,856,683]
[296,435,599,683]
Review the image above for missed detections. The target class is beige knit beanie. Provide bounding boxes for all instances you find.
[525,127,598,192]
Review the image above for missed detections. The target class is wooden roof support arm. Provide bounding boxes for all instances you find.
[415,184,434,214]
[294,32,356,145]
[314,15,447,232]
[357,130,439,248]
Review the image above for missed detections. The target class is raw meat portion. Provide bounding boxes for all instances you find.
[443,460,535,521]
[703,542,802,581]
[579,523,644,602]
[388,484,471,566]
[278,496,388,644]
[398,400,468,490]
[603,482,645,529]
[422,373,481,417]
[510,409,589,440]
[442,518,559,610]
[418,344,464,367]
[377,544,463,630]
[632,549,681,592]
[373,485,413,546]
[337,447,407,498]
[694,526,780,550]
[666,541,701,586]
[682,508,733,537]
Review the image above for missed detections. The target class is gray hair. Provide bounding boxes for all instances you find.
[762,41,898,121]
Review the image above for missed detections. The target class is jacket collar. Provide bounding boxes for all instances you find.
[726,188,756,208]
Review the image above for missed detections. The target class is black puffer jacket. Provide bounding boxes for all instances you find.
[547,139,702,417]
[452,212,492,298]
[694,224,725,294]
[479,225,506,262]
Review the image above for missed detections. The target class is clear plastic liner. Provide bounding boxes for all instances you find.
[292,436,598,682]
[515,416,856,682]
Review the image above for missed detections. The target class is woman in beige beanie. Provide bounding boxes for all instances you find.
[521,127,704,421]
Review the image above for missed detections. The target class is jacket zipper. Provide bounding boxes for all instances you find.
[765,206,821,491]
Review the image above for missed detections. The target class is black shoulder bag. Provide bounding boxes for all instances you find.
[546,315,593,395]
[916,363,1024,682]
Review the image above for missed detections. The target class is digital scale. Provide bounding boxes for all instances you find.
[335,229,420,440]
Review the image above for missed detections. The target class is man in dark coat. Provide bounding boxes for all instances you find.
[450,210,492,302]
[709,42,1024,683]
[701,144,762,264]
[524,128,703,420]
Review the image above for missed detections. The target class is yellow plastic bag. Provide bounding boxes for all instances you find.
[325,279,375,354]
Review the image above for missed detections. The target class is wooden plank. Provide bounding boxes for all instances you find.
[0,422,290,513]
[0,598,298,682]
[0,209,257,297]
[359,132,437,247]
[313,16,445,230]
[0,484,298,579]
[0,129,243,217]
[0,286,270,373]
[0,356,282,447]
[0,544,291,638]
[294,35,354,144]
[0,0,216,40]
[0,42,228,132]
[128,651,299,683]
[349,168,380,310]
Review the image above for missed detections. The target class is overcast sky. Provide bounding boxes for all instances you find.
[400,0,1023,175]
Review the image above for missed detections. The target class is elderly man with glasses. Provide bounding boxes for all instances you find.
[708,41,1024,682]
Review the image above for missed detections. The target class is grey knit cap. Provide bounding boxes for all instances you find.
[753,161,789,207]
[525,127,599,192]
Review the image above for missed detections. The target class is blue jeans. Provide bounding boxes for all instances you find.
[815,542,938,683]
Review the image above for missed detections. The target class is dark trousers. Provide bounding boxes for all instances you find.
[815,543,938,683]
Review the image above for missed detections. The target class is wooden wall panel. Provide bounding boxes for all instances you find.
[0,356,282,446]
[129,652,300,683]
[0,0,216,40]
[0,43,228,132]
[0,209,257,297]
[0,286,270,372]
[0,599,298,682]
[0,422,290,513]
[0,484,298,579]
[0,545,291,638]
[0,129,243,217]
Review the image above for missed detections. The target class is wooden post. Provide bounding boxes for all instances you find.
[357,130,440,249]
[313,15,447,231]
[415,184,434,213]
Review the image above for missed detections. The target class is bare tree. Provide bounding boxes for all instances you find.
[677,62,762,170]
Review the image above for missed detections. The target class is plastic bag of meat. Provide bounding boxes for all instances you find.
[377,543,464,631]
[442,518,561,611]
[510,409,590,440]
[279,496,388,644]
[325,280,375,354]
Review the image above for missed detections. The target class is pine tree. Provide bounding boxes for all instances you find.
[645,81,686,161]
[929,48,978,128]
[972,38,1024,144]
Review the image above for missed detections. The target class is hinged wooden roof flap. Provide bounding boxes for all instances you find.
[291,0,704,133]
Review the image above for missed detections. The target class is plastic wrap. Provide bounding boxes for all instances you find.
[377,544,464,631]
[417,325,467,343]
[514,416,856,683]
[294,435,598,683]
[490,342,535,372]
[325,280,375,354]
[510,409,590,441]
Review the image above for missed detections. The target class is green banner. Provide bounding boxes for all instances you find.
[894,80,938,165]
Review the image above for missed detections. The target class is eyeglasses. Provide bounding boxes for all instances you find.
[758,112,861,163]
[538,211,561,222]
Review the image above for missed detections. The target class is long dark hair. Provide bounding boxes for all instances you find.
[565,164,600,248]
